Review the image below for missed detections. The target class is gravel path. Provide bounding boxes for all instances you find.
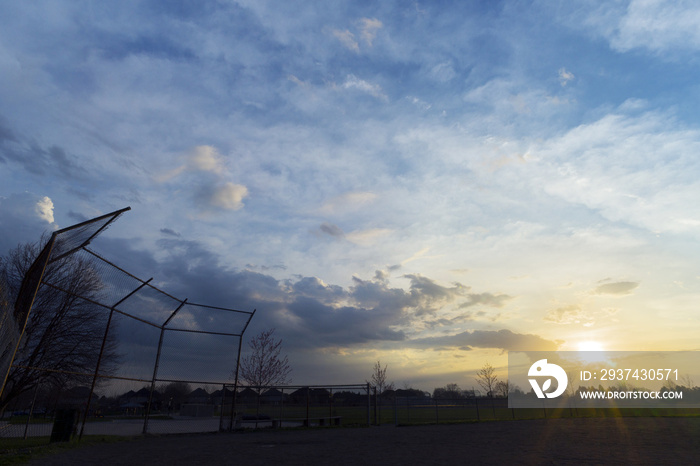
[28,417,700,465]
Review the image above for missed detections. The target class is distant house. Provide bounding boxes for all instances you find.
[237,387,258,403]
[289,387,331,405]
[187,388,211,404]
[260,388,287,404]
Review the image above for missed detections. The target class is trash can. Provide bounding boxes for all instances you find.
[50,409,78,442]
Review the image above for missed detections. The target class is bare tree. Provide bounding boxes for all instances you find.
[475,362,499,398]
[495,379,510,398]
[238,328,291,393]
[0,238,120,411]
[368,360,394,395]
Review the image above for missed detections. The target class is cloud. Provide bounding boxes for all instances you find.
[157,145,226,182]
[0,117,86,179]
[430,61,457,83]
[207,182,249,211]
[409,329,559,352]
[558,67,574,86]
[318,191,377,215]
[330,18,382,52]
[588,0,700,54]
[358,18,382,46]
[459,292,513,308]
[0,193,57,254]
[160,228,180,237]
[35,196,54,223]
[189,145,225,174]
[331,29,359,52]
[593,281,639,296]
[319,222,344,238]
[533,109,700,234]
[544,304,618,326]
[345,228,393,246]
[340,75,388,101]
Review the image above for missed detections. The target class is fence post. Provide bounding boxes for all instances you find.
[219,383,226,431]
[83,278,152,440]
[434,398,439,424]
[366,383,371,426]
[394,394,398,426]
[144,299,187,435]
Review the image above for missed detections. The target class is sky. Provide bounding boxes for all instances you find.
[3,0,700,393]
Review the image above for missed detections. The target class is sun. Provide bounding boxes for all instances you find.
[577,341,604,352]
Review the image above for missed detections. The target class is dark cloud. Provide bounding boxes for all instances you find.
[593,281,639,296]
[60,231,529,383]
[319,222,344,238]
[159,228,181,237]
[0,117,86,179]
[409,329,559,352]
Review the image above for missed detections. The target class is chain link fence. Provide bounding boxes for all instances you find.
[0,208,255,444]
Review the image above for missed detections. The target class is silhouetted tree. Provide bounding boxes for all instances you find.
[0,238,119,411]
[368,360,394,395]
[237,328,291,393]
[475,362,499,397]
[495,380,510,398]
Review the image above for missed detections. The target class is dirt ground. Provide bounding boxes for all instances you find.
[27,417,700,465]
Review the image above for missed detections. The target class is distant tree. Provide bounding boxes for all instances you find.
[433,383,463,400]
[158,381,191,411]
[0,238,119,412]
[475,362,499,397]
[495,380,510,398]
[368,360,394,395]
[237,328,291,393]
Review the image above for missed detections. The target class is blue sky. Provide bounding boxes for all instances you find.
[3,0,700,392]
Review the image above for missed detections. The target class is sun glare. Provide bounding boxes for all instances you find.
[577,341,604,352]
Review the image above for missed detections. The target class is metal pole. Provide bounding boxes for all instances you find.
[229,309,255,430]
[394,393,398,426]
[23,383,39,440]
[366,383,370,426]
[229,337,244,430]
[219,383,225,431]
[373,386,378,426]
[143,299,187,435]
[81,278,152,440]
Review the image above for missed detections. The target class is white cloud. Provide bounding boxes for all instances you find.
[430,61,457,83]
[189,145,224,174]
[358,17,382,46]
[345,228,393,246]
[209,182,248,211]
[340,75,388,101]
[558,67,574,86]
[35,196,54,223]
[331,29,359,52]
[581,0,700,54]
[531,109,700,234]
[0,192,57,254]
[318,191,378,215]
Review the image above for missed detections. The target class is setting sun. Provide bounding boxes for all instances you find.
[577,341,604,352]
